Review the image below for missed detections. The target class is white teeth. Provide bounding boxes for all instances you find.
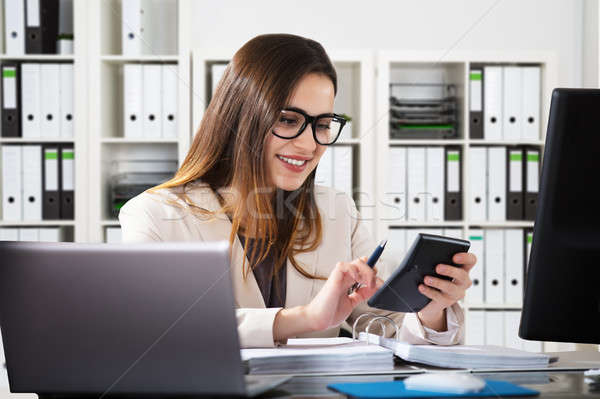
[278,155,306,166]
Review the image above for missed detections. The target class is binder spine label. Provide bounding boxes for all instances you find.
[62,149,74,191]
[3,67,17,109]
[469,70,482,112]
[447,151,460,192]
[44,149,58,190]
[509,151,523,191]
[26,0,41,27]
[526,152,539,192]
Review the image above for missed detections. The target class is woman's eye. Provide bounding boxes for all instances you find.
[317,123,331,130]
[280,117,298,125]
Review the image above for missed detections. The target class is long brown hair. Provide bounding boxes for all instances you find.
[152,34,337,280]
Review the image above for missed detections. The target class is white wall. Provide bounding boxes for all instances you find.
[189,0,584,87]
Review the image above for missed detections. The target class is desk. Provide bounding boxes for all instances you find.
[0,352,599,399]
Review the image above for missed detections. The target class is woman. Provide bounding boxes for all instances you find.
[119,34,476,348]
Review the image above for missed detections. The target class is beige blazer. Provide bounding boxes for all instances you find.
[119,181,464,348]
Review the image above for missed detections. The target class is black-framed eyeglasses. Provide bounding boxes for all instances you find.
[272,107,347,145]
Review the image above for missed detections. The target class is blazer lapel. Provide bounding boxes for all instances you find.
[185,182,265,309]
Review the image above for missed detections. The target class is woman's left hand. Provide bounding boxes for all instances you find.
[417,252,477,331]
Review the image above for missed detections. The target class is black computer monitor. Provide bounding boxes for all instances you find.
[519,88,600,345]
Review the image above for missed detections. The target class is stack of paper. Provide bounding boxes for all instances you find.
[241,337,394,375]
[360,333,550,369]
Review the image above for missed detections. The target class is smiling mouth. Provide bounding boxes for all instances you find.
[276,154,309,166]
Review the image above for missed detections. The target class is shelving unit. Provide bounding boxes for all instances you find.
[0,0,86,242]
[86,0,192,242]
[375,50,559,351]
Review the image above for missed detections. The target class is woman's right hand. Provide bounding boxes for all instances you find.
[273,256,380,341]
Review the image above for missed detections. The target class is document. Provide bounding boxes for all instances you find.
[21,63,41,138]
[483,66,503,140]
[40,63,60,138]
[2,145,23,220]
[22,145,42,220]
[425,147,444,222]
[484,229,504,304]
[468,147,487,221]
[5,0,25,55]
[407,147,426,222]
[123,63,142,138]
[487,147,506,221]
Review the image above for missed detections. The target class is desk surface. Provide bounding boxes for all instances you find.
[1,352,599,398]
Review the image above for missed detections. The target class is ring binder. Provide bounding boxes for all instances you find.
[352,313,400,343]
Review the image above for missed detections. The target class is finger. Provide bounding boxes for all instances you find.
[419,284,451,304]
[435,264,469,285]
[339,262,360,284]
[355,262,377,288]
[424,276,461,298]
[453,252,477,271]
[351,284,377,303]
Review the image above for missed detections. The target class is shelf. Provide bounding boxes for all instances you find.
[0,220,76,227]
[101,220,121,226]
[336,138,361,145]
[0,54,75,61]
[101,138,179,144]
[389,139,465,146]
[468,140,545,146]
[0,137,75,144]
[468,221,535,228]
[388,221,465,227]
[100,55,180,63]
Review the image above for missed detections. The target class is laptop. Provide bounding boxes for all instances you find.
[0,241,289,397]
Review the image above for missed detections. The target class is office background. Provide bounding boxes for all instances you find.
[1,0,599,374]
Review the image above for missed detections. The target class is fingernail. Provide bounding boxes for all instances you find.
[425,277,432,284]
[419,285,425,292]
[437,265,445,273]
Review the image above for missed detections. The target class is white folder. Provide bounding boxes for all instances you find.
[521,67,541,141]
[123,64,143,138]
[466,229,484,304]
[105,227,123,244]
[161,64,178,138]
[38,227,60,242]
[315,147,333,187]
[142,64,162,138]
[487,147,506,221]
[140,0,177,55]
[22,145,42,221]
[59,63,74,138]
[21,63,41,138]
[504,229,524,306]
[484,311,504,346]
[502,67,522,141]
[483,66,503,140]
[40,64,61,139]
[526,148,540,196]
[5,0,25,55]
[211,64,228,96]
[387,228,406,266]
[442,228,462,239]
[0,228,19,241]
[485,229,504,304]
[466,310,485,346]
[2,145,23,221]
[384,147,407,222]
[121,0,142,56]
[468,147,487,221]
[504,311,522,350]
[425,147,444,222]
[18,228,39,241]
[407,147,426,222]
[332,146,353,198]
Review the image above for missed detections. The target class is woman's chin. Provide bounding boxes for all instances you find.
[273,175,306,192]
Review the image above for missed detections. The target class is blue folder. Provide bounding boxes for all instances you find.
[328,379,539,398]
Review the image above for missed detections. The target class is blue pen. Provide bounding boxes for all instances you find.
[348,239,387,294]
